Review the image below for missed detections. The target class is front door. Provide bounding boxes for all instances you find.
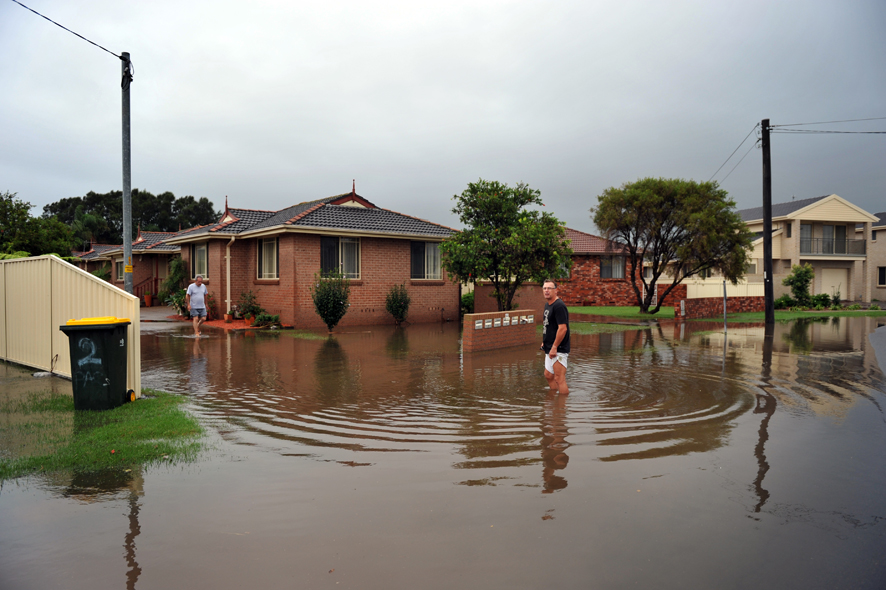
[821,268,848,301]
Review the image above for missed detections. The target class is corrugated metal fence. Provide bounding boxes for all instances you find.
[686,281,764,299]
[0,256,141,395]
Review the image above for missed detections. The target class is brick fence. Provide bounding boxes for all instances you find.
[462,309,538,352]
[675,296,765,320]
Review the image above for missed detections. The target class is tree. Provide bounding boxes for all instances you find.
[311,272,351,332]
[440,179,572,311]
[2,191,76,256]
[385,283,411,326]
[782,263,814,307]
[591,178,753,314]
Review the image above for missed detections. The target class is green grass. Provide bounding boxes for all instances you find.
[568,306,675,319]
[536,323,648,336]
[289,329,329,340]
[723,309,886,322]
[0,388,203,480]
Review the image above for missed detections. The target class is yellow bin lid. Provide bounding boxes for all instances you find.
[65,316,131,326]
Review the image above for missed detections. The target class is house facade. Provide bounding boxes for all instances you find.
[856,211,886,303]
[163,191,460,328]
[740,195,879,302]
[101,229,182,301]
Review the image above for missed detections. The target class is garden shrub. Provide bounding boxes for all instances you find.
[810,293,831,308]
[162,256,187,294]
[91,263,111,282]
[167,288,187,316]
[870,304,881,310]
[237,290,264,318]
[847,304,862,311]
[385,283,411,326]
[311,271,350,332]
[253,313,280,327]
[782,263,814,307]
[774,294,796,310]
[460,291,475,315]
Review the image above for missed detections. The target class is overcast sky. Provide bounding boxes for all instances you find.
[3,0,884,234]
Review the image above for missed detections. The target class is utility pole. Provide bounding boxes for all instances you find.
[762,119,774,325]
[122,52,133,294]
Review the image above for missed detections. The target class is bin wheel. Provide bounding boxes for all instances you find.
[128,389,136,402]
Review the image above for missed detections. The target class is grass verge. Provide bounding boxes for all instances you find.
[0,388,203,481]
[536,323,648,336]
[722,310,886,322]
[568,306,675,320]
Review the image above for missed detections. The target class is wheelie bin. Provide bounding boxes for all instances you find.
[59,317,132,411]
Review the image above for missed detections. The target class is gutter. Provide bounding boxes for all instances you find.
[226,236,235,314]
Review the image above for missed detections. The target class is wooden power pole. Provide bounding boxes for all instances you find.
[762,119,774,325]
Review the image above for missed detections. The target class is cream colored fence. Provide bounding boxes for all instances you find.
[685,280,765,299]
[0,256,141,395]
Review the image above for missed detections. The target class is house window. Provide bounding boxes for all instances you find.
[786,223,792,238]
[191,243,208,278]
[411,241,442,279]
[321,236,360,278]
[258,238,278,279]
[873,230,877,241]
[600,255,624,279]
[746,261,757,275]
[879,267,886,287]
[115,259,123,281]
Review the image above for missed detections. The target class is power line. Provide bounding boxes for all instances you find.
[770,117,886,128]
[720,139,759,183]
[771,129,886,134]
[708,123,759,182]
[10,0,122,60]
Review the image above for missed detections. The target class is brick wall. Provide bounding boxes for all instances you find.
[674,296,765,320]
[462,309,538,352]
[192,234,460,328]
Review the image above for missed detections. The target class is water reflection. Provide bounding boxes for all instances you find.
[753,326,777,513]
[540,394,570,493]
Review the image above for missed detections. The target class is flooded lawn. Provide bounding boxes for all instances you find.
[2,316,886,589]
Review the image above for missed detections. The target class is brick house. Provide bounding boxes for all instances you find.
[74,243,121,276]
[856,211,886,303]
[162,190,460,328]
[99,229,182,302]
[474,228,686,315]
[740,194,880,301]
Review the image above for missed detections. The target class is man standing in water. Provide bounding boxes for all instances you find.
[541,279,570,395]
[186,275,208,336]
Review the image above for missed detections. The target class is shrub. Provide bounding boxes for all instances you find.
[870,304,881,310]
[810,293,831,308]
[162,256,187,294]
[847,303,862,311]
[774,294,796,310]
[460,291,475,315]
[205,292,218,320]
[311,271,350,332]
[385,283,411,326]
[237,290,264,318]
[253,313,280,327]
[167,288,187,316]
[91,263,111,282]
[782,263,814,307]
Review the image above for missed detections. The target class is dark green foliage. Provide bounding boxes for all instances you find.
[1,191,77,256]
[91,264,112,282]
[782,263,814,307]
[237,290,264,318]
[774,294,796,310]
[385,283,411,326]
[167,288,187,316]
[161,256,188,294]
[810,293,831,308]
[592,178,753,314]
[42,189,221,244]
[311,271,351,332]
[254,313,280,327]
[460,291,475,315]
[440,179,572,311]
[205,292,218,320]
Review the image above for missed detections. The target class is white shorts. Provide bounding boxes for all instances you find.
[544,352,568,373]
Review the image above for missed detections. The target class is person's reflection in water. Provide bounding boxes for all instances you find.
[189,336,208,394]
[540,393,571,493]
[753,325,777,512]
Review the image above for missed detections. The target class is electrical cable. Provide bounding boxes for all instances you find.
[771,129,886,134]
[719,140,759,183]
[708,124,759,182]
[10,0,123,61]
[770,117,886,128]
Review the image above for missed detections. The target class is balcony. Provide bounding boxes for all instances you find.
[800,238,866,256]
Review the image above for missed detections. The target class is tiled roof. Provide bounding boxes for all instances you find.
[857,212,886,230]
[290,205,455,237]
[738,196,828,222]
[77,244,122,260]
[565,228,627,254]
[247,197,343,232]
[133,231,180,252]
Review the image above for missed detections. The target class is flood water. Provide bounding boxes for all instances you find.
[3,317,886,589]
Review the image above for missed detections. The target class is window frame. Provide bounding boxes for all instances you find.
[115,258,124,282]
[878,266,886,287]
[410,241,442,280]
[191,242,208,279]
[320,236,361,279]
[257,237,279,279]
[600,255,625,279]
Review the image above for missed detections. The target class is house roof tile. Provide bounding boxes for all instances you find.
[738,195,829,222]
[565,228,627,254]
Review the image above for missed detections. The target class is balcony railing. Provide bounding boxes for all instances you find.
[800,238,866,256]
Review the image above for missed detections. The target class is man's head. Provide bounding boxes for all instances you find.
[195,275,203,285]
[542,279,558,302]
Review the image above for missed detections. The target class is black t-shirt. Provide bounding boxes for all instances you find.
[542,298,570,354]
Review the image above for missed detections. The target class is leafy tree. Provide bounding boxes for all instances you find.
[592,177,753,314]
[311,271,351,332]
[385,283,411,326]
[782,263,814,307]
[440,179,572,311]
[1,191,76,256]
